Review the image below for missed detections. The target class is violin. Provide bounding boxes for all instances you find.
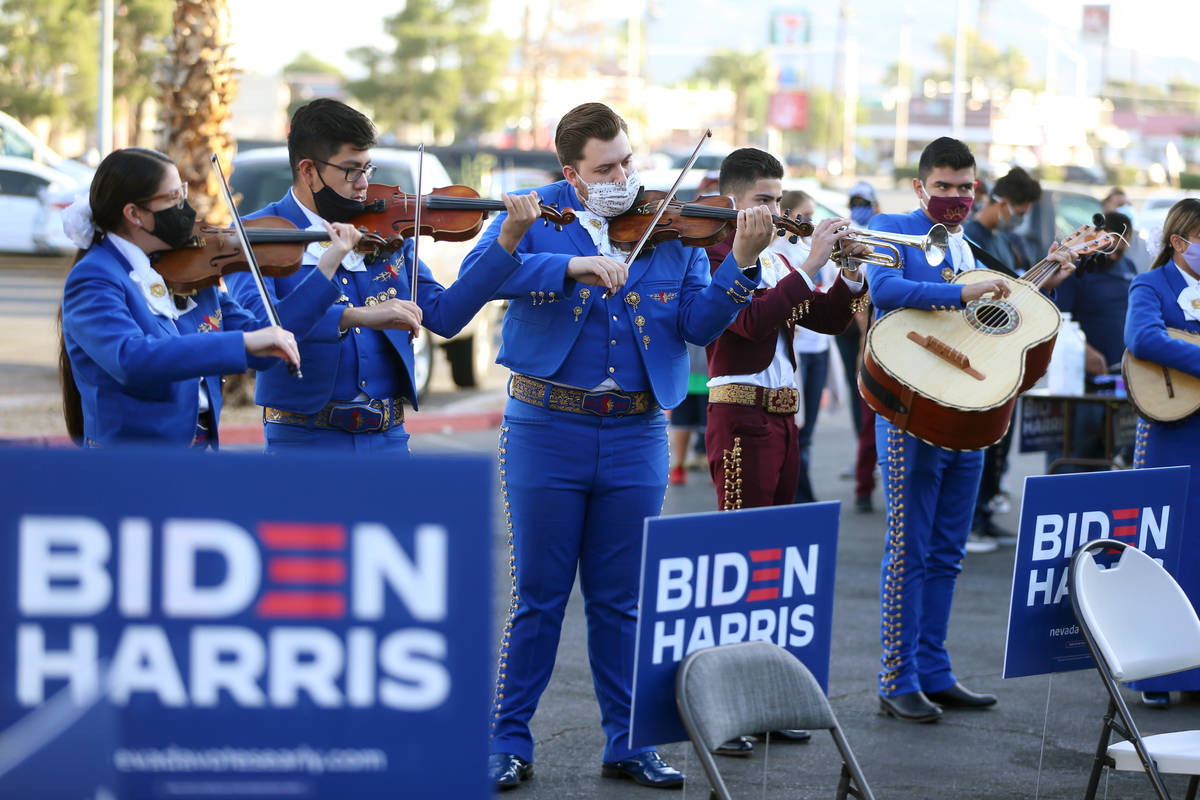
[149,216,390,295]
[607,191,815,251]
[352,184,577,244]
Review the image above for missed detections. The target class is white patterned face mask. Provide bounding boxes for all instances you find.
[579,171,641,218]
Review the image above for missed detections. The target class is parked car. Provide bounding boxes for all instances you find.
[0,110,95,185]
[0,155,85,255]
[229,146,504,396]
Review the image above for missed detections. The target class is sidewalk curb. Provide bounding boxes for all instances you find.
[0,408,505,448]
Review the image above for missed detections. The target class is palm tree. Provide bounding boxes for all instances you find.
[159,0,238,226]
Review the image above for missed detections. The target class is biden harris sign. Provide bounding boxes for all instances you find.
[0,447,492,799]
[1002,466,1190,679]
[629,503,840,748]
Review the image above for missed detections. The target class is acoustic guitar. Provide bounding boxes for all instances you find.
[1122,328,1200,422]
[860,226,1116,450]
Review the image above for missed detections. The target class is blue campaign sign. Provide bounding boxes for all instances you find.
[0,447,493,799]
[629,503,840,749]
[1002,466,1190,679]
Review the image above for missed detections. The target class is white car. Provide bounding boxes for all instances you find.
[0,110,95,185]
[0,156,85,255]
[229,146,504,396]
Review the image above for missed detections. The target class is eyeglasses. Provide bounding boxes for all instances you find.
[139,182,188,209]
[312,158,377,184]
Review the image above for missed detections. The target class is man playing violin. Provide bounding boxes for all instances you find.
[866,137,1076,724]
[459,102,776,790]
[225,98,543,453]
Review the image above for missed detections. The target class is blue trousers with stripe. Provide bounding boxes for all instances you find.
[876,418,984,698]
[491,395,668,763]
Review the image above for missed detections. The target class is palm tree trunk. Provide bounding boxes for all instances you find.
[159,0,238,226]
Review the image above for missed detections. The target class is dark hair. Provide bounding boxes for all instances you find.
[1151,198,1200,270]
[59,147,175,444]
[1100,211,1132,236]
[554,103,628,169]
[917,137,975,182]
[87,147,174,243]
[718,148,784,196]
[992,166,1041,205]
[287,98,377,178]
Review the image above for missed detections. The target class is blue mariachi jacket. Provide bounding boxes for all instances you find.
[866,209,970,317]
[61,236,277,447]
[458,179,759,410]
[1125,262,1200,377]
[226,191,522,412]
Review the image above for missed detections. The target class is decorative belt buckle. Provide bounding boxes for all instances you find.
[582,392,632,415]
[328,403,384,433]
[768,388,798,414]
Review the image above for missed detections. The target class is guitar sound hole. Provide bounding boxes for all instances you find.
[966,299,1019,334]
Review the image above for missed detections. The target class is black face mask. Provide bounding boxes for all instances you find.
[147,201,197,249]
[312,169,365,223]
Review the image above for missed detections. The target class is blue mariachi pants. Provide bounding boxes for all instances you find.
[263,421,411,454]
[876,418,984,697]
[491,395,668,763]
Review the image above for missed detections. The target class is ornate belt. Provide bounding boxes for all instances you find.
[264,397,405,434]
[508,373,655,417]
[709,383,799,415]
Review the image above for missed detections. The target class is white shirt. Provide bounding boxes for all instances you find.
[106,234,208,411]
[1173,260,1200,322]
[947,229,975,273]
[292,189,367,272]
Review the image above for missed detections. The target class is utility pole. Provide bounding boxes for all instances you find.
[951,0,966,140]
[827,0,849,171]
[98,0,114,157]
[893,15,912,168]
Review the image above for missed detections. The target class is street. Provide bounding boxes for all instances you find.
[1,251,1194,798]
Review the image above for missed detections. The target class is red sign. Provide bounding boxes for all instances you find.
[1082,4,1110,41]
[768,91,808,131]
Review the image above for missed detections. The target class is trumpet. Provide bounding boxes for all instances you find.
[831,223,949,268]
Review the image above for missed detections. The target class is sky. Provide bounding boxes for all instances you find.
[226,0,1200,93]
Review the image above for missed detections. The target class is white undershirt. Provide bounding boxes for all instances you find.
[948,229,975,273]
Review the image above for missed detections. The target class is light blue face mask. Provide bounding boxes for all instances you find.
[850,206,873,226]
[1116,203,1137,228]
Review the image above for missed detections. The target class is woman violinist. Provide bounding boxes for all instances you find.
[1124,198,1200,707]
[59,147,358,448]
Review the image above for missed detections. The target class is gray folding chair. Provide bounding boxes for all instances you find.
[675,641,873,799]
[1070,539,1200,800]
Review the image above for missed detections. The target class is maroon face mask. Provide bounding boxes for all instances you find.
[920,186,973,226]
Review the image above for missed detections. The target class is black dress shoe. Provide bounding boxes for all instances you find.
[974,519,1018,545]
[715,736,754,756]
[753,729,813,742]
[601,751,685,788]
[926,682,998,709]
[489,753,533,790]
[879,691,942,723]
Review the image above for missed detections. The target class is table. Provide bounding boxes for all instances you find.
[1018,389,1137,473]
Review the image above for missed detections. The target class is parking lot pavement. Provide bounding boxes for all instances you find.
[475,406,1200,799]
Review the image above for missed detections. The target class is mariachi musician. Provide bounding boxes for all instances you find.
[1124,197,1200,708]
[58,147,323,449]
[458,102,776,791]
[864,137,1075,724]
[224,98,541,454]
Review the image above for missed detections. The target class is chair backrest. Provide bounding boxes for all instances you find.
[675,641,835,752]
[1070,540,1200,682]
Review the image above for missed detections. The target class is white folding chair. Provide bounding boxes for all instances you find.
[1070,539,1200,799]
[675,641,873,800]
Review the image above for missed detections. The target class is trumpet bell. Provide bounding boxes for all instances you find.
[835,223,950,268]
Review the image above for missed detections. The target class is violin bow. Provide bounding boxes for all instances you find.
[622,129,711,267]
[209,154,302,378]
[411,144,424,303]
